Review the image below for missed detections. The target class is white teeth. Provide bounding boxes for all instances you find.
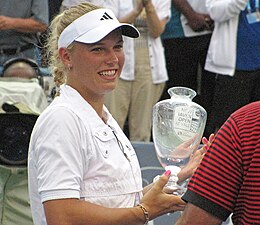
[99,70,116,76]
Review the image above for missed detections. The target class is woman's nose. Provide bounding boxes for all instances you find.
[105,50,119,64]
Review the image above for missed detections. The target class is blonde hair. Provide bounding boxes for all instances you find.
[46,3,101,93]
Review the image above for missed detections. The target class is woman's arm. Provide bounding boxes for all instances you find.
[44,172,185,225]
[44,199,146,225]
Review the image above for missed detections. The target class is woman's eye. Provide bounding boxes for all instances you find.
[91,47,103,52]
[114,44,123,50]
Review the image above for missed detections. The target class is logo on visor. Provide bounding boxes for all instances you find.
[100,12,113,21]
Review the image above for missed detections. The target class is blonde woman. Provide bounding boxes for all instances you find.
[27,3,187,225]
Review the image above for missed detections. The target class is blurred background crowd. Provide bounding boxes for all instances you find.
[1,0,259,140]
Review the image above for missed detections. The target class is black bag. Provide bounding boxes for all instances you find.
[0,113,38,165]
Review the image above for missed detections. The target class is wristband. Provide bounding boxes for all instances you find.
[137,203,149,224]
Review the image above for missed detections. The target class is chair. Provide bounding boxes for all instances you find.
[131,141,181,225]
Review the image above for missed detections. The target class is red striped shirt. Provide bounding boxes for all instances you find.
[182,101,260,224]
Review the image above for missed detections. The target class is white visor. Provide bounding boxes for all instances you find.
[58,8,139,49]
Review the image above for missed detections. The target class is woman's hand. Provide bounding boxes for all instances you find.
[141,171,186,220]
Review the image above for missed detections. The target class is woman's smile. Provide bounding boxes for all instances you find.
[98,69,118,80]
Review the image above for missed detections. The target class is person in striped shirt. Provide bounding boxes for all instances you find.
[175,101,260,225]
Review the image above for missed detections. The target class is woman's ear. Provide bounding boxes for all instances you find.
[59,47,72,66]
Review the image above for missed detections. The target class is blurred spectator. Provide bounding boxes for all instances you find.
[0,58,48,114]
[160,0,216,137]
[0,0,49,67]
[204,0,260,134]
[104,0,171,142]
[2,57,39,80]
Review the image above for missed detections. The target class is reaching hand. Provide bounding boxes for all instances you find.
[202,133,214,147]
[177,133,215,183]
[170,134,199,159]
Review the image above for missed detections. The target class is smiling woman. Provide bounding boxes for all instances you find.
[27,2,187,225]
[62,30,125,101]
[47,4,138,97]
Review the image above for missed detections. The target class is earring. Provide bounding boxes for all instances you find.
[68,64,72,70]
